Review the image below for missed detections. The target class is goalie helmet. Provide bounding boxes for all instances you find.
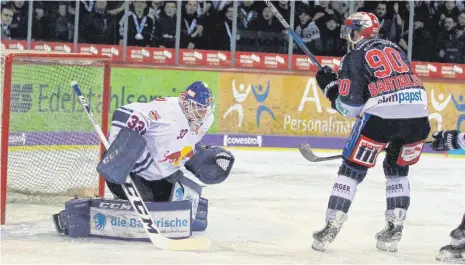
[342,12,379,46]
[179,81,215,129]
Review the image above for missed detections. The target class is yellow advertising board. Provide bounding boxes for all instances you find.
[217,72,465,137]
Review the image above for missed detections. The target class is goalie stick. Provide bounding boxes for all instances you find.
[71,81,210,251]
[299,141,434,163]
[264,0,321,69]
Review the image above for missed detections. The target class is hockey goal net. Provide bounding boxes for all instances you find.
[0,50,111,224]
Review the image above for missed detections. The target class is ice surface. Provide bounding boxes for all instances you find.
[1,148,464,264]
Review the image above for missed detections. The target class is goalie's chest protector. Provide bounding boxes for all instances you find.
[137,103,208,181]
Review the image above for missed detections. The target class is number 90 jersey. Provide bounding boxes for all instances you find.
[107,97,214,181]
[335,38,429,119]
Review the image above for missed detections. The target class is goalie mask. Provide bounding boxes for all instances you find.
[179,81,215,130]
[341,12,379,47]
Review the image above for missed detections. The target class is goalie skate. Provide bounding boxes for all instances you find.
[436,228,465,263]
[52,211,68,235]
[375,208,406,252]
[312,211,347,252]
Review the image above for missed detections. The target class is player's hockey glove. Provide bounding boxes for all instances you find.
[431,130,460,151]
[315,66,339,101]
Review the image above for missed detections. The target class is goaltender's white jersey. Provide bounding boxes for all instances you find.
[108,97,214,181]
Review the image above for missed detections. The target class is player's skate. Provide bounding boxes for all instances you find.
[436,227,465,263]
[375,208,406,252]
[312,211,348,252]
[52,210,68,235]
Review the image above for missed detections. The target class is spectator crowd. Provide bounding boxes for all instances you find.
[1,0,464,63]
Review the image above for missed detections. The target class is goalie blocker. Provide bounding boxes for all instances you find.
[53,128,235,241]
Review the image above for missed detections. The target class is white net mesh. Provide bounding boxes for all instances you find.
[1,50,108,205]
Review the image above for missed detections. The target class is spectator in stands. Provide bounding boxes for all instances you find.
[311,1,335,28]
[197,1,218,50]
[238,0,258,30]
[400,1,431,31]
[294,8,320,55]
[153,1,176,48]
[79,0,117,44]
[181,0,204,49]
[330,1,349,23]
[51,2,74,42]
[30,1,46,40]
[149,0,163,21]
[1,5,13,40]
[236,1,260,52]
[316,14,346,56]
[78,0,95,27]
[277,1,290,23]
[7,0,28,40]
[107,1,127,19]
[434,0,460,33]
[119,0,154,47]
[216,4,234,51]
[249,6,286,53]
[436,16,464,63]
[375,2,401,43]
[457,11,465,36]
[355,0,372,13]
[399,16,433,62]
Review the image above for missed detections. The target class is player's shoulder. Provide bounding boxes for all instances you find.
[148,97,183,120]
[121,97,182,123]
[356,38,403,53]
[340,49,364,70]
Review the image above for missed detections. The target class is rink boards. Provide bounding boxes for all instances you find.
[8,131,464,155]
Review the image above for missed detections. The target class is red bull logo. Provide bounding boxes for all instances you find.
[159,146,194,166]
[149,111,161,121]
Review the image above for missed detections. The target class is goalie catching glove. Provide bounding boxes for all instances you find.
[185,145,235,185]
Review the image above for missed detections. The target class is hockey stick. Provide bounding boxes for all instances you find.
[264,0,321,69]
[71,81,211,251]
[298,143,342,162]
[299,141,434,163]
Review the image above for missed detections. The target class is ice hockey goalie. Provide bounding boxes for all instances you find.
[52,81,235,242]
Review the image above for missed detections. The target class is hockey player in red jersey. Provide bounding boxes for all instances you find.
[312,12,431,252]
[430,130,465,263]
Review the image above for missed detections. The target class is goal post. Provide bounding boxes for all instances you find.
[0,51,111,224]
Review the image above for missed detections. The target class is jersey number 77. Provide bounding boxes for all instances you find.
[365,47,409,79]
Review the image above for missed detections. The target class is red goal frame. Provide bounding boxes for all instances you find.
[0,52,111,224]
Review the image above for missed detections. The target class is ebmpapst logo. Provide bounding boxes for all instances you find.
[93,212,107,230]
[377,90,424,104]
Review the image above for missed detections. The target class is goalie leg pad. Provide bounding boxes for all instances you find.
[185,146,235,185]
[97,127,147,184]
[170,174,203,221]
[192,197,208,232]
[165,171,208,231]
[55,197,194,241]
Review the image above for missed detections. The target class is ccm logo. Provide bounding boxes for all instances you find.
[99,202,132,210]
[102,149,120,164]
